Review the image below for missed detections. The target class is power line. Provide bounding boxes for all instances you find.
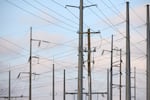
[101,0,125,20]
[6,0,76,32]
[87,0,146,56]
[107,0,125,19]
[51,0,79,19]
[22,0,77,29]
[0,37,29,52]
[130,6,145,23]
[34,0,79,26]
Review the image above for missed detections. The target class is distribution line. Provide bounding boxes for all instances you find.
[22,0,78,29]
[34,0,79,25]
[51,0,79,19]
[87,0,146,56]
[6,0,76,32]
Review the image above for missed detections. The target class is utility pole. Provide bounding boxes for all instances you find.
[102,37,122,100]
[29,27,32,100]
[101,35,113,100]
[64,69,66,100]
[84,29,99,100]
[78,1,83,100]
[110,35,113,100]
[52,62,55,100]
[146,4,150,100]
[126,1,131,100]
[87,29,99,100]
[107,69,109,100]
[66,1,96,100]
[131,67,136,100]
[8,70,11,100]
[119,49,122,100]
[134,67,136,100]
[87,28,92,100]
[112,48,122,100]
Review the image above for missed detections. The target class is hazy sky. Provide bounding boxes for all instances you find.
[0,0,149,100]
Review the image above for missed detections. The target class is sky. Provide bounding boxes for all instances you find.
[0,0,150,100]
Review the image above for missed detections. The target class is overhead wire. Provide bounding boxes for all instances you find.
[0,36,29,52]
[6,0,76,32]
[86,0,125,36]
[107,0,125,19]
[0,0,146,97]
[50,0,96,32]
[51,0,79,19]
[101,0,125,20]
[130,6,145,23]
[34,0,79,26]
[86,0,146,56]
[22,0,77,29]
[106,0,146,39]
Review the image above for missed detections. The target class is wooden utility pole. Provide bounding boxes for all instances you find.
[85,29,99,100]
[126,2,131,100]
[87,29,92,100]
[146,4,150,100]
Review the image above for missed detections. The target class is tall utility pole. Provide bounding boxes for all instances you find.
[8,70,11,100]
[110,35,113,100]
[78,0,84,100]
[52,63,55,100]
[66,1,96,100]
[29,27,32,100]
[126,1,131,100]
[146,4,150,100]
[63,69,66,100]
